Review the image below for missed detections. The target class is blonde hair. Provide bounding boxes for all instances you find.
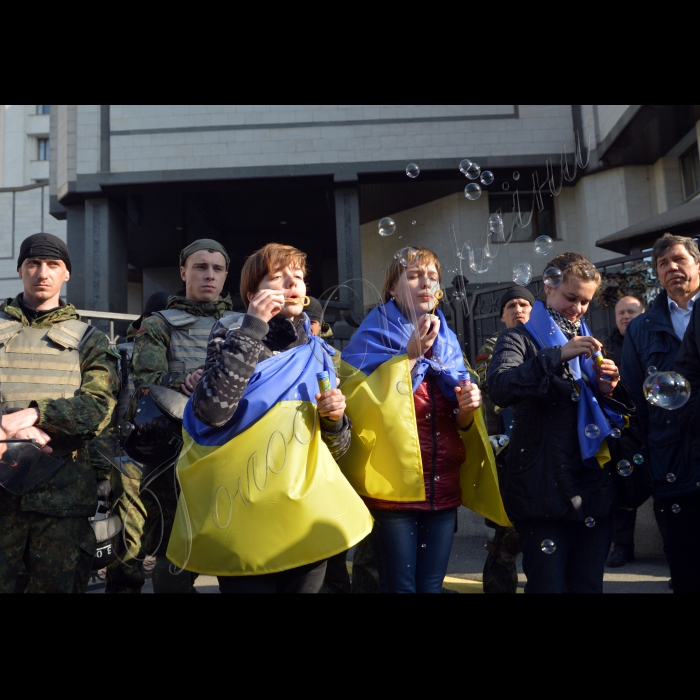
[382,247,442,303]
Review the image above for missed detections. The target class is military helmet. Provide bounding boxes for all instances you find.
[121,385,188,467]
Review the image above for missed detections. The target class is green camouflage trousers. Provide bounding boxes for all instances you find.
[0,511,96,594]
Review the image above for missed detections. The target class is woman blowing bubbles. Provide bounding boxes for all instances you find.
[340,247,510,594]
[487,252,633,594]
[166,243,372,594]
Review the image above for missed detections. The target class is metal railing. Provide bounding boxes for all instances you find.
[76,309,140,348]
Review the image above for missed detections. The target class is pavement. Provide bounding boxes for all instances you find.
[87,536,672,594]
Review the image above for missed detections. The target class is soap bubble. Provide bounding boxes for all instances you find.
[633,454,644,465]
[412,220,417,225]
[488,213,504,235]
[646,366,658,376]
[541,539,556,554]
[543,267,563,288]
[489,435,510,455]
[456,242,470,260]
[480,171,494,186]
[666,473,676,483]
[534,235,554,255]
[378,217,396,236]
[452,291,466,301]
[643,371,690,410]
[585,424,600,439]
[464,183,482,200]
[397,247,417,267]
[469,248,493,274]
[459,158,472,175]
[672,503,681,514]
[406,163,420,178]
[585,517,595,528]
[421,543,427,548]
[396,381,410,396]
[571,392,580,402]
[617,460,633,477]
[513,171,520,180]
[512,262,532,286]
[502,182,510,191]
[465,162,481,180]
[611,428,621,438]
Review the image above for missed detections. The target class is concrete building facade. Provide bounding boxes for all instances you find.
[49,105,700,319]
[1,105,66,300]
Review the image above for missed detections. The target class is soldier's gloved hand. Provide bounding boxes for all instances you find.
[96,479,111,499]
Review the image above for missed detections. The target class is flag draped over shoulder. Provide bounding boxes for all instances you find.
[166,317,373,576]
[338,301,511,527]
[524,300,626,469]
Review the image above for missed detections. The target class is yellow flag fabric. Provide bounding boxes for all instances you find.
[339,356,511,527]
[166,401,374,576]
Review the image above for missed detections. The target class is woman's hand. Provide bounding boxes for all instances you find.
[247,289,285,323]
[560,336,602,362]
[594,358,619,395]
[316,387,346,422]
[407,315,440,361]
[455,382,482,429]
[181,368,203,397]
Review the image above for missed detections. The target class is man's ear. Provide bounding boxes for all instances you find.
[180,265,187,282]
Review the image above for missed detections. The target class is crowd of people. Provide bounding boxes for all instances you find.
[0,229,698,594]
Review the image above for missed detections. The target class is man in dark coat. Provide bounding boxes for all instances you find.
[622,233,700,593]
[605,295,646,567]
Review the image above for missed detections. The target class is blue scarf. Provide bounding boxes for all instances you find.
[525,301,625,467]
[183,315,337,447]
[341,300,466,399]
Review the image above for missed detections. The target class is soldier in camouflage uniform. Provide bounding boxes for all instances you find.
[119,239,235,594]
[475,285,534,594]
[0,233,119,594]
[103,292,170,594]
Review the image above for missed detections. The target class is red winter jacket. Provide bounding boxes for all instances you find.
[363,373,466,512]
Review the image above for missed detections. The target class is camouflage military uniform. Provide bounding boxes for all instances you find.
[0,297,119,594]
[475,331,520,594]
[106,293,233,594]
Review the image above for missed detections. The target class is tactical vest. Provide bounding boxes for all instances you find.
[154,309,238,375]
[0,312,95,411]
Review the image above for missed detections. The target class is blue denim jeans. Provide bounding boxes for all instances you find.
[370,508,457,594]
[515,516,613,593]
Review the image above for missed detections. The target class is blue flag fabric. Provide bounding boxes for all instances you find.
[341,300,466,398]
[183,315,336,448]
[524,300,625,467]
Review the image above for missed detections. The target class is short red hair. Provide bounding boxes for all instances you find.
[240,243,307,308]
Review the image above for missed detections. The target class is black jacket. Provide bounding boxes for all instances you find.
[621,290,686,498]
[487,325,616,523]
[673,301,700,497]
[604,329,625,370]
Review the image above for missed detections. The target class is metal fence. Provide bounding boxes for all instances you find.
[76,309,140,348]
[452,251,656,365]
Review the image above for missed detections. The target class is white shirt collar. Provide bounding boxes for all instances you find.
[667,289,700,312]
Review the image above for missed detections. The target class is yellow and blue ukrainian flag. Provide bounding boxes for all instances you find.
[166,318,373,576]
[338,300,511,526]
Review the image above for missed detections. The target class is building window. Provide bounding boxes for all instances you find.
[38,138,50,161]
[37,105,50,115]
[681,144,700,200]
[488,192,556,243]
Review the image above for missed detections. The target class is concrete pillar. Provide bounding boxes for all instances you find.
[65,198,127,312]
[334,175,364,326]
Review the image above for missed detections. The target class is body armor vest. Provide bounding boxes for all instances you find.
[0,313,94,411]
[154,309,237,375]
